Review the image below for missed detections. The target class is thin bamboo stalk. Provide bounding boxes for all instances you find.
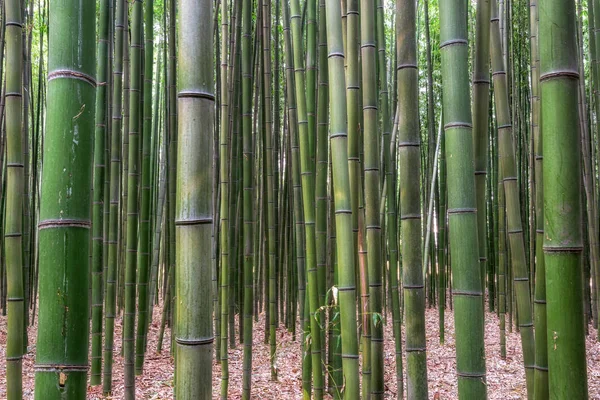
[289,0,325,395]
[4,0,24,397]
[490,1,535,395]
[103,0,125,393]
[135,0,155,375]
[90,0,110,385]
[323,0,361,397]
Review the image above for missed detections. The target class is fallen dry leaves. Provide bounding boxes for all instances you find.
[0,297,599,399]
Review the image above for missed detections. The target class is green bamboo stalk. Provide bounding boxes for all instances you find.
[346,0,366,394]
[148,51,165,324]
[0,1,5,108]
[289,0,325,396]
[119,13,130,314]
[590,0,600,340]
[439,0,488,395]
[21,2,32,339]
[359,0,383,396]
[241,0,255,396]
[228,0,242,350]
[103,0,125,394]
[213,8,222,360]
[5,0,24,397]
[594,0,600,221]
[34,0,96,397]
[123,0,143,396]
[261,0,277,381]
[174,1,214,398]
[397,0,428,395]
[305,0,317,173]
[587,0,599,330]
[472,0,491,301]
[167,0,177,353]
[273,0,282,331]
[90,0,110,386]
[327,153,343,399]
[157,263,173,352]
[423,119,443,287]
[529,0,547,395]
[438,116,447,345]
[323,0,361,397]
[135,0,154,375]
[102,0,114,346]
[147,60,162,322]
[490,1,535,396]
[540,0,589,395]
[346,0,359,302]
[424,0,438,313]
[315,0,329,354]
[220,0,231,396]
[578,0,598,358]
[377,0,403,390]
[357,192,371,400]
[282,2,310,396]
[497,147,507,359]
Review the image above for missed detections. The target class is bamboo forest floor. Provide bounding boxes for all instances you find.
[1,299,599,399]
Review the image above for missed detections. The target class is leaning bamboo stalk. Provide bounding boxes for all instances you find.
[135,0,155,375]
[376,0,403,392]
[423,118,443,281]
[490,1,535,395]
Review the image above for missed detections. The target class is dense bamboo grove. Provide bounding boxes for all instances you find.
[2,0,600,399]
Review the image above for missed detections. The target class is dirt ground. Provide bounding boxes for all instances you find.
[1,299,599,399]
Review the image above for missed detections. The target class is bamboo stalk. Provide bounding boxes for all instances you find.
[174,0,214,398]
[323,0,361,397]
[34,1,96,396]
[397,0,428,394]
[4,0,24,397]
[490,1,535,395]
[135,0,155,375]
[539,0,589,394]
[103,0,125,393]
[439,0,488,394]
[90,0,110,386]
